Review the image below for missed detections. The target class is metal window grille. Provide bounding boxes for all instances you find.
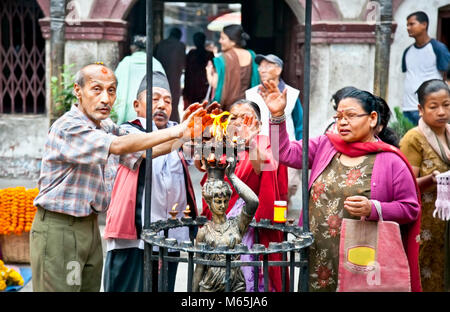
[0,0,46,114]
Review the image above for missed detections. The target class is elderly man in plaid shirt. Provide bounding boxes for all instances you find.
[30,63,204,292]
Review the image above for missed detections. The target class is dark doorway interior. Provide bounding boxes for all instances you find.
[122,0,303,92]
[437,5,450,49]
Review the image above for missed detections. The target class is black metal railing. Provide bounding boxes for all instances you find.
[141,216,313,292]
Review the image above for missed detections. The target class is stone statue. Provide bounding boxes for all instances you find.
[193,157,259,292]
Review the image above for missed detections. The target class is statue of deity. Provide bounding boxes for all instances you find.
[193,157,259,292]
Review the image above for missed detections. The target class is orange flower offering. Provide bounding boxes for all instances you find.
[0,187,38,236]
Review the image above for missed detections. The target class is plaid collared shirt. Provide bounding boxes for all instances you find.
[34,104,142,217]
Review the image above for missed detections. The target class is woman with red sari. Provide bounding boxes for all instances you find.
[197,99,288,292]
[262,81,422,292]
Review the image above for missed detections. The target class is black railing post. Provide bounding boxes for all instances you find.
[143,0,154,293]
[300,0,312,292]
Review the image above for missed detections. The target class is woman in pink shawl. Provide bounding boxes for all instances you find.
[261,81,422,292]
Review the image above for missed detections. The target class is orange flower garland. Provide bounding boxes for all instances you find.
[0,187,38,236]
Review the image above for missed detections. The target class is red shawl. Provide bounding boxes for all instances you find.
[326,133,422,292]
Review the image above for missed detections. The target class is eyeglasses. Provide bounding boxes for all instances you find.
[258,64,277,71]
[333,112,370,123]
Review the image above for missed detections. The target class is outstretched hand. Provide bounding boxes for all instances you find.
[182,101,207,122]
[259,80,287,117]
[181,101,223,140]
[180,106,206,140]
[241,115,259,146]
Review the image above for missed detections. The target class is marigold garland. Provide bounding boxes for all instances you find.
[0,187,38,236]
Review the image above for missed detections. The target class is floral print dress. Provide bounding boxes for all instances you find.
[308,153,375,291]
[400,128,450,292]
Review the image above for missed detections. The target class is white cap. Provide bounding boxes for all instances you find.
[274,201,287,206]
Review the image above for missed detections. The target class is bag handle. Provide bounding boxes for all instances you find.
[371,200,383,222]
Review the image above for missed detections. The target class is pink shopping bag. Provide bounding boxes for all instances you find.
[337,201,411,292]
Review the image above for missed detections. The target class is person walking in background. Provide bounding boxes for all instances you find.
[114,35,165,125]
[155,28,186,123]
[245,54,303,209]
[103,72,198,292]
[205,24,260,111]
[402,11,450,126]
[400,79,450,292]
[263,82,422,292]
[183,32,214,109]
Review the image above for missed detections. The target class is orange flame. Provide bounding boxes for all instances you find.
[210,112,231,141]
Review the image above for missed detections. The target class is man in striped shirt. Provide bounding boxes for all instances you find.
[30,63,203,292]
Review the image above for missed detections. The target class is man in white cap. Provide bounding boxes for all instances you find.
[245,54,303,209]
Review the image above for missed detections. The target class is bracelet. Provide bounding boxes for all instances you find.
[270,113,286,124]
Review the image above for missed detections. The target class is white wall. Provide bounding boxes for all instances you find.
[309,43,376,138]
[64,40,121,73]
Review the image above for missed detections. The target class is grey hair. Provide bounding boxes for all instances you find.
[73,69,85,87]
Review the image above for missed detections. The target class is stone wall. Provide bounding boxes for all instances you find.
[0,115,49,180]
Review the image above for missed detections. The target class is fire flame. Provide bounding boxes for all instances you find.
[209,112,231,141]
[172,203,178,211]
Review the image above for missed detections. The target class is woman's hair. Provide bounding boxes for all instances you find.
[341,89,382,127]
[338,88,400,146]
[374,95,400,147]
[416,79,450,106]
[223,24,250,48]
[331,86,358,110]
[230,99,261,121]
